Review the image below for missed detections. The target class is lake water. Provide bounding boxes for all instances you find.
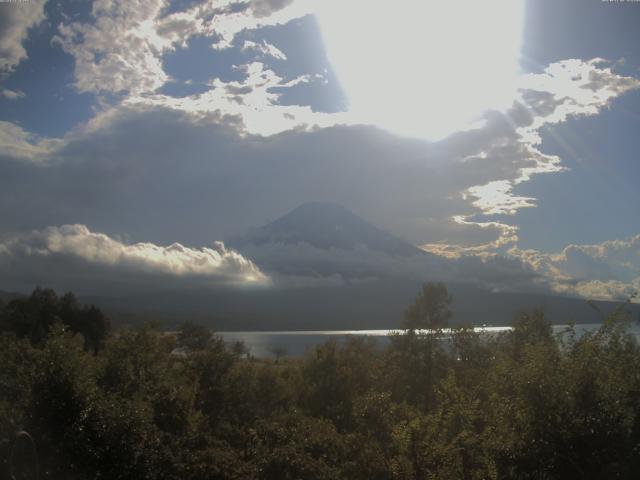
[218,323,640,358]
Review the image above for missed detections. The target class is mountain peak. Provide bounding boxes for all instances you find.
[273,202,366,229]
[286,201,353,215]
[236,202,424,256]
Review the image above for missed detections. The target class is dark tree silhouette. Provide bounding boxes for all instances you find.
[177,321,213,351]
[0,287,110,352]
[402,282,452,330]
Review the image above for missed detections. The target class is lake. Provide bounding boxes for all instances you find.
[218,323,640,358]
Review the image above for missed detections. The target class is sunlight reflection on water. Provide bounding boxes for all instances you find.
[218,324,640,358]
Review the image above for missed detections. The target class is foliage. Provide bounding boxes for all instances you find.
[1,286,640,479]
[177,321,214,351]
[402,282,452,331]
[0,288,110,353]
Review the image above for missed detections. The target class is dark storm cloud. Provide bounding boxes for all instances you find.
[0,105,549,294]
[0,75,618,249]
[0,104,509,247]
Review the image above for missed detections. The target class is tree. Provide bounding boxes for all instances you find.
[80,305,111,354]
[0,288,110,352]
[270,345,287,363]
[402,282,452,331]
[177,321,212,351]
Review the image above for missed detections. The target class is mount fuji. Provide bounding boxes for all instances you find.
[229,202,435,282]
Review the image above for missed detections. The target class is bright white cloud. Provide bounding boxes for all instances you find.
[208,0,313,50]
[54,0,170,95]
[517,58,640,145]
[54,0,313,96]
[0,0,47,72]
[242,40,287,60]
[134,61,340,136]
[0,224,269,291]
[510,235,640,302]
[466,180,536,216]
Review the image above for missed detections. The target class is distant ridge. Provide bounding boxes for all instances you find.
[234,202,425,257]
[0,290,26,303]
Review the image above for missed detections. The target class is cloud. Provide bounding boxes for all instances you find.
[0,87,25,100]
[0,56,638,255]
[206,0,313,50]
[517,58,640,144]
[0,0,47,72]
[510,235,640,301]
[0,120,62,162]
[138,58,638,162]
[137,59,638,237]
[563,279,640,303]
[137,61,336,135]
[54,0,312,96]
[242,40,287,60]
[451,59,640,249]
[249,0,296,18]
[0,224,269,294]
[0,44,639,300]
[54,0,170,95]
[236,238,547,294]
[466,180,536,216]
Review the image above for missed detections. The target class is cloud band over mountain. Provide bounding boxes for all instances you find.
[0,225,269,294]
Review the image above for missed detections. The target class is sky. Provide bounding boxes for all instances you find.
[0,0,639,301]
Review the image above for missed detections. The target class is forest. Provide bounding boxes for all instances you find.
[1,285,640,479]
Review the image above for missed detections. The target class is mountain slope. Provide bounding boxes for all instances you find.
[229,202,434,281]
[234,202,424,257]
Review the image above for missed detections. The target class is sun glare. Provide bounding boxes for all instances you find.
[315,0,525,140]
